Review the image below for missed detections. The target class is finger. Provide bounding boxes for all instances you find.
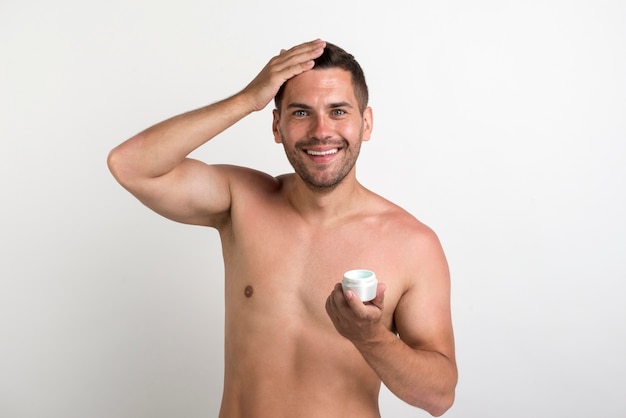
[274,40,325,71]
[325,289,344,326]
[325,294,333,317]
[332,283,348,310]
[326,284,342,313]
[282,39,325,56]
[343,286,368,313]
[369,283,387,309]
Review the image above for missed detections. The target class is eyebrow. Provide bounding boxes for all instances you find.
[285,101,354,110]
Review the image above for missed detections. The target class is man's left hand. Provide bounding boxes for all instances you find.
[325,282,387,344]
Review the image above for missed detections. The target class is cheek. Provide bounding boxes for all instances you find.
[337,121,361,138]
[282,120,310,138]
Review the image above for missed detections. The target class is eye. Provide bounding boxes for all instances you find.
[293,110,308,117]
[331,109,346,116]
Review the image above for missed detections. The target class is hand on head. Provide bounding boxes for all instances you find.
[241,39,326,112]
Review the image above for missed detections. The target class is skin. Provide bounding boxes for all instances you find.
[107,39,457,417]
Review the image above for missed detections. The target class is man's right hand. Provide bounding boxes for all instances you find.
[108,40,326,227]
[240,39,326,112]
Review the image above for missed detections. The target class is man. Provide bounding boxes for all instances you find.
[108,39,457,417]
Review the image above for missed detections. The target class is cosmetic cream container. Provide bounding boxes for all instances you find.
[342,269,378,302]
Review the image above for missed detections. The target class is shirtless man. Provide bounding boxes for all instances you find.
[108,39,457,417]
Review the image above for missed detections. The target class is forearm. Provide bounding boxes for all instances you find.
[354,328,457,416]
[108,92,254,182]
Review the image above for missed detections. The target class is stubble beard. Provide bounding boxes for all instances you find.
[282,135,363,193]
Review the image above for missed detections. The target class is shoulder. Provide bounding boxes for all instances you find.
[367,193,448,287]
[219,167,296,215]
[215,164,279,188]
[191,164,284,228]
[370,193,441,250]
[210,164,286,200]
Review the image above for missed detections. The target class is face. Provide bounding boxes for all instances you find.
[272,68,373,192]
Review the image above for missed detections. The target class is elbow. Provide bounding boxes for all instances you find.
[107,146,120,176]
[423,358,458,416]
[405,374,457,416]
[107,142,139,188]
[426,390,455,417]
[107,146,127,185]
[405,388,454,417]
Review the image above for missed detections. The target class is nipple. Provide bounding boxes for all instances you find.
[244,285,254,298]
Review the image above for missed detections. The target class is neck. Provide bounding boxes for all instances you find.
[284,172,366,224]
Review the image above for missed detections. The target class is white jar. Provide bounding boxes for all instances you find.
[342,269,378,302]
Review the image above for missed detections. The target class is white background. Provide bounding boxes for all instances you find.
[1,1,625,417]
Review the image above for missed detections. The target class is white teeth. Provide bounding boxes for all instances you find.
[307,149,338,156]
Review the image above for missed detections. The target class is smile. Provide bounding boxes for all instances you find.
[306,149,339,156]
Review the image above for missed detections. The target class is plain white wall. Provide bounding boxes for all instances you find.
[1,1,625,417]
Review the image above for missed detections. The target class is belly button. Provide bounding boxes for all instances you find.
[244,285,254,298]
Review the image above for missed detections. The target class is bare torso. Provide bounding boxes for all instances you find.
[216,169,423,418]
[108,41,456,416]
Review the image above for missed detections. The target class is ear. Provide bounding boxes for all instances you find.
[361,106,373,142]
[272,109,282,144]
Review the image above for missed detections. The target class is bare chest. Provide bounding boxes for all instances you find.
[222,205,406,327]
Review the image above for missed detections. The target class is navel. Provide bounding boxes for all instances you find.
[244,285,254,298]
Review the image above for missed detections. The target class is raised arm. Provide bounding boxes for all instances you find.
[107,39,326,226]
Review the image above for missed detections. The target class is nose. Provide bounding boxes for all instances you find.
[309,114,333,140]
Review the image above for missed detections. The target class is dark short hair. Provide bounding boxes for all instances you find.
[274,42,369,114]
